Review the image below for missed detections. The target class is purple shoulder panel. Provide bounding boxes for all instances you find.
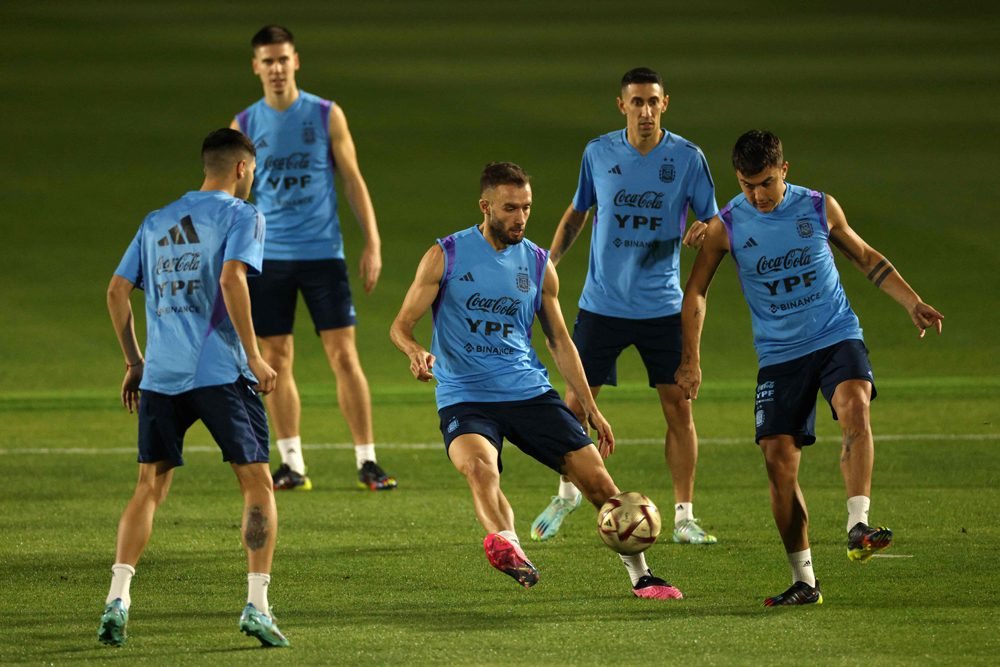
[532,246,549,312]
[431,235,457,324]
[236,109,250,135]
[809,190,828,233]
[319,99,337,172]
[719,203,738,267]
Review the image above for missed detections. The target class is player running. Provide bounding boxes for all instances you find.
[676,130,943,606]
[390,162,682,599]
[100,129,289,647]
[230,25,396,491]
[530,68,719,545]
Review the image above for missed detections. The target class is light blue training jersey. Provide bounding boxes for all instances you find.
[236,91,342,261]
[720,183,864,368]
[430,226,553,409]
[114,191,265,394]
[573,129,719,319]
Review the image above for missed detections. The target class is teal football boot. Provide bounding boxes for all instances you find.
[239,603,290,648]
[98,598,128,646]
[530,494,583,541]
[673,518,718,544]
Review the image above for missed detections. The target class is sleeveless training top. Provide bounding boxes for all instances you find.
[430,226,552,409]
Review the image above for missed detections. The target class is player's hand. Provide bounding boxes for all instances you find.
[121,362,143,414]
[682,220,709,249]
[674,358,702,400]
[409,350,436,382]
[359,243,382,294]
[909,301,944,338]
[248,355,277,395]
[588,409,615,458]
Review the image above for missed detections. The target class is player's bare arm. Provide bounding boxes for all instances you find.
[329,104,381,294]
[389,244,444,381]
[675,217,731,400]
[825,194,943,338]
[549,204,590,265]
[219,259,277,394]
[107,275,144,413]
[535,258,615,456]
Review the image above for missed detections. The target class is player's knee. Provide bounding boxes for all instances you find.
[135,478,170,507]
[327,346,360,376]
[261,341,293,373]
[460,456,499,488]
[836,395,870,433]
[761,447,797,487]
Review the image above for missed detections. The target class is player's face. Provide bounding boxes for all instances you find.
[481,184,532,246]
[617,83,668,139]
[252,43,299,95]
[737,163,789,213]
[235,156,256,201]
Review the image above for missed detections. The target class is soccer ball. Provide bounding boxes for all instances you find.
[597,492,661,555]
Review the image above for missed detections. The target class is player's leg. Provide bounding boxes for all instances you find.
[101,390,189,646]
[259,334,310,491]
[248,261,309,491]
[821,341,891,562]
[448,433,537,587]
[560,444,682,599]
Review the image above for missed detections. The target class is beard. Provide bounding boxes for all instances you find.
[488,210,524,246]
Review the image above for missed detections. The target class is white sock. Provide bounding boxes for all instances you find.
[106,563,135,609]
[619,553,650,587]
[498,530,526,558]
[787,549,816,587]
[277,436,305,475]
[355,443,376,469]
[247,573,271,616]
[674,502,693,526]
[558,477,580,503]
[847,495,871,532]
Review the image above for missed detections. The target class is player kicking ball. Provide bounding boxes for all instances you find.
[100,129,288,647]
[531,68,718,546]
[390,162,681,599]
[230,25,396,492]
[676,130,943,606]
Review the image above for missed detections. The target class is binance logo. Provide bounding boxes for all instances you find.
[158,216,201,246]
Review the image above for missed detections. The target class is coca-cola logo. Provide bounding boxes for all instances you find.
[613,189,664,209]
[465,293,521,316]
[756,247,812,275]
[263,152,311,170]
[156,252,201,275]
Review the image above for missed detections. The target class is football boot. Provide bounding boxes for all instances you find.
[239,603,290,648]
[530,494,582,541]
[484,534,539,588]
[847,522,892,562]
[358,461,397,490]
[763,580,823,607]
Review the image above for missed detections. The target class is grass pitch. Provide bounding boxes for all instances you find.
[1,1,998,665]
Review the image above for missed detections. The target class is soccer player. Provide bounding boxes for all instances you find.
[676,130,944,606]
[390,162,682,599]
[100,129,289,646]
[229,25,396,491]
[530,68,719,545]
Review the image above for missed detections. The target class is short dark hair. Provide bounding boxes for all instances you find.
[252,25,294,49]
[202,129,256,174]
[621,67,663,91]
[480,161,531,195]
[732,130,784,176]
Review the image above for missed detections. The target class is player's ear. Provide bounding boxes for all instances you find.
[662,95,669,111]
[617,96,626,114]
[781,162,789,179]
[293,52,300,71]
[479,198,490,216]
[236,159,246,179]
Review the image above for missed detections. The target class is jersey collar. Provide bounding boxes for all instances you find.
[620,128,669,158]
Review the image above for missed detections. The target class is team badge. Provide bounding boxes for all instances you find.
[302,124,316,144]
[447,418,460,433]
[659,163,676,183]
[516,272,530,293]
[756,410,765,427]
[796,219,814,238]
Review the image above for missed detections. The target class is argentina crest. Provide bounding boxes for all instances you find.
[302,123,316,144]
[516,267,530,293]
[796,218,814,238]
[659,162,675,183]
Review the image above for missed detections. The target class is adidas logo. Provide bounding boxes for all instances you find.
[743,237,759,249]
[157,215,201,246]
[607,165,622,174]
[458,272,475,282]
[256,138,268,148]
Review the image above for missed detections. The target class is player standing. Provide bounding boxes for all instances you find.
[530,68,718,545]
[676,130,943,605]
[230,25,396,491]
[100,129,288,646]
[390,162,682,598]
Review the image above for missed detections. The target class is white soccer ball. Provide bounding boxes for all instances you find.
[597,492,661,555]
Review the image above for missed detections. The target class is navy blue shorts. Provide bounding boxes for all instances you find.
[248,258,357,337]
[754,339,877,447]
[137,377,270,468]
[572,308,682,388]
[438,389,593,474]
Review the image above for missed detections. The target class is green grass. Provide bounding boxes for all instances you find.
[1,1,999,664]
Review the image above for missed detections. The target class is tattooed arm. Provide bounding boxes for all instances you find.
[107,275,144,413]
[675,217,730,399]
[549,204,590,266]
[825,194,943,338]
